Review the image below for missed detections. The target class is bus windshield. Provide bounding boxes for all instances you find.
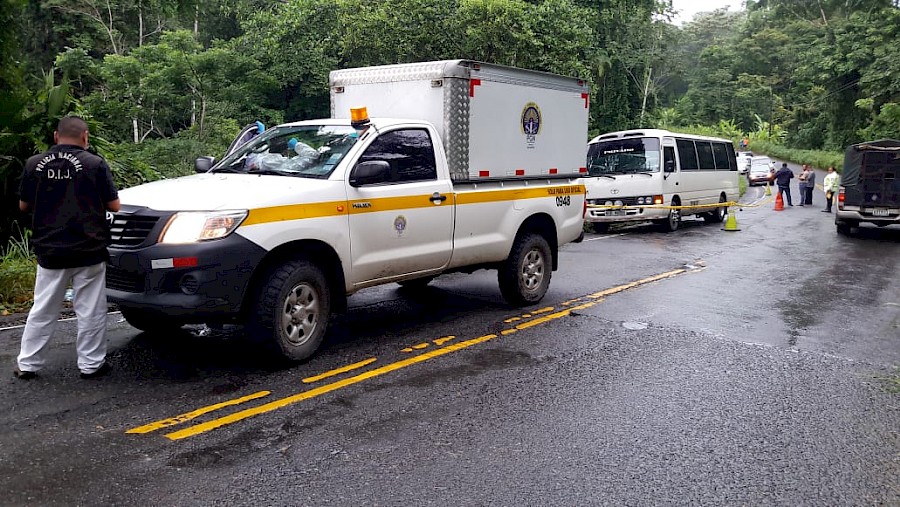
[587,138,661,175]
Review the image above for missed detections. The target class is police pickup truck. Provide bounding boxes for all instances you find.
[106,60,590,361]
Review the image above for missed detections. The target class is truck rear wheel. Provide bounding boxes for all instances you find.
[120,307,183,332]
[499,233,552,306]
[835,221,855,236]
[253,259,330,362]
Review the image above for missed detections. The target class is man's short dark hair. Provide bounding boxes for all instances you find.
[57,116,88,138]
[782,162,788,167]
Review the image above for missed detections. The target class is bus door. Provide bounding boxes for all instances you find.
[661,137,679,197]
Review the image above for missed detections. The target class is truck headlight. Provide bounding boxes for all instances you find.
[159,210,248,244]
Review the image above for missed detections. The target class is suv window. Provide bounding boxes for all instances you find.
[358,129,437,183]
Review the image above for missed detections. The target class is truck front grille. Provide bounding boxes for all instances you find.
[109,214,160,248]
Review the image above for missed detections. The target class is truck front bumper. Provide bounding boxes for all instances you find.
[107,233,267,321]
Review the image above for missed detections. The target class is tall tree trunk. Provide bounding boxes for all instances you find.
[639,67,652,126]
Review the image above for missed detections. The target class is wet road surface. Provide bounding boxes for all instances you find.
[0,180,897,505]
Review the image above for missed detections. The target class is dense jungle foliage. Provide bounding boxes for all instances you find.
[1,0,899,245]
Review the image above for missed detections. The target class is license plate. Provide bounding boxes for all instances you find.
[607,210,624,216]
[872,208,890,216]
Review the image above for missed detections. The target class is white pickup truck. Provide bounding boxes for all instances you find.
[106,60,590,360]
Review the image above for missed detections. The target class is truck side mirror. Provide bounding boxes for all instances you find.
[195,156,216,173]
[664,160,676,173]
[350,160,391,187]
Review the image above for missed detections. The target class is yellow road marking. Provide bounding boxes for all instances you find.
[164,333,502,440]
[302,358,377,384]
[587,269,685,299]
[132,266,692,441]
[433,336,455,346]
[125,390,271,434]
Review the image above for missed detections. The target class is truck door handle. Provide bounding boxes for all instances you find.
[430,192,447,203]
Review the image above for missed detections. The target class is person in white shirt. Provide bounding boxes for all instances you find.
[822,166,840,213]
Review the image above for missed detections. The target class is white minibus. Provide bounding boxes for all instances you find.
[583,129,740,232]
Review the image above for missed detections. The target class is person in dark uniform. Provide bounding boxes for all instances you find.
[14,116,120,380]
[774,162,794,206]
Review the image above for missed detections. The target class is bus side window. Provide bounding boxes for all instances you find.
[664,146,676,172]
[696,142,716,170]
[712,142,731,170]
[676,139,699,171]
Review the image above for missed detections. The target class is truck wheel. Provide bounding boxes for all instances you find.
[499,233,552,306]
[120,307,182,332]
[835,221,854,236]
[254,260,330,362]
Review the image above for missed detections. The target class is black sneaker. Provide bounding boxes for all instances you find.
[80,362,112,380]
[13,368,37,380]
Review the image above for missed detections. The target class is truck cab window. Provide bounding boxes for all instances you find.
[359,129,437,183]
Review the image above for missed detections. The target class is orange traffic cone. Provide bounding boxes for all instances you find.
[774,191,784,211]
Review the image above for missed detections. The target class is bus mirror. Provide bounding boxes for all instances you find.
[664,160,676,173]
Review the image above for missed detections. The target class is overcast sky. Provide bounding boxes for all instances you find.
[670,0,745,25]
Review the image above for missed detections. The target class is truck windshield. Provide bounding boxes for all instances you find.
[587,138,661,175]
[212,125,359,178]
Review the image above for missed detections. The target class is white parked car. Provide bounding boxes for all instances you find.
[736,151,753,174]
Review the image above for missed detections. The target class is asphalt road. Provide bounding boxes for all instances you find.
[1,179,898,506]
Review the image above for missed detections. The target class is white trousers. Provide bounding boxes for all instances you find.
[17,262,109,374]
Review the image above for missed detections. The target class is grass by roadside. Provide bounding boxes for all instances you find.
[0,226,36,315]
[879,369,900,394]
[749,140,844,172]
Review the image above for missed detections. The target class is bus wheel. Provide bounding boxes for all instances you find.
[704,195,727,223]
[656,202,680,232]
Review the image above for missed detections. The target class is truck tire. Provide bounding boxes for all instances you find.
[253,259,330,362]
[120,307,182,332]
[498,233,552,306]
[835,221,855,236]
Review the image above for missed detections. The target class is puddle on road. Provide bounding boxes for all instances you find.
[622,321,649,330]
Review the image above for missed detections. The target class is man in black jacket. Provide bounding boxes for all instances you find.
[14,116,120,380]
[774,162,794,207]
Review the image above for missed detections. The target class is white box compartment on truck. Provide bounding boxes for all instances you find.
[330,60,589,181]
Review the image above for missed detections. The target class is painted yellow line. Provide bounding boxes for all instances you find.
[148,267,691,441]
[164,333,500,440]
[302,358,377,384]
[125,390,271,434]
[587,269,685,299]
[433,336,455,346]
